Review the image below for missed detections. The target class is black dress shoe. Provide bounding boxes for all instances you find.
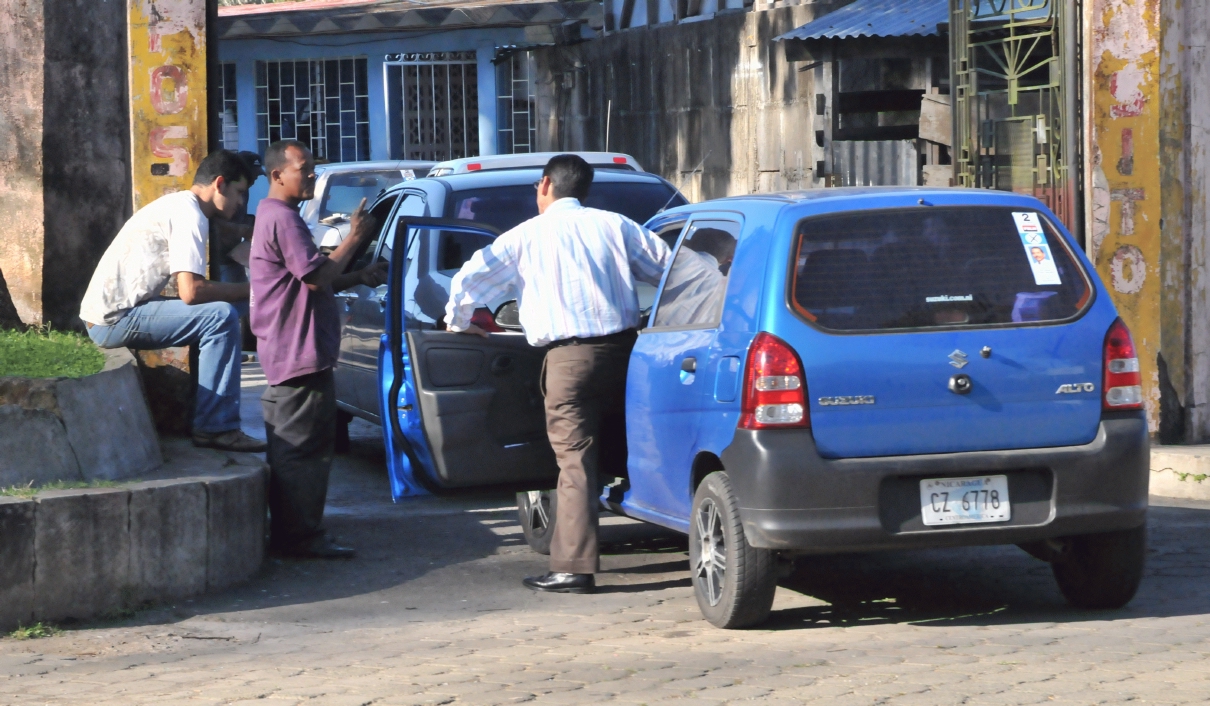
[279,534,356,559]
[523,572,595,594]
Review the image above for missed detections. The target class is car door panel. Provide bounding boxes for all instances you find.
[407,330,556,488]
[335,193,402,417]
[382,218,555,498]
[622,215,743,523]
[338,192,426,417]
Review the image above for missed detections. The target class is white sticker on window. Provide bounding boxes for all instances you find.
[1012,212,1061,285]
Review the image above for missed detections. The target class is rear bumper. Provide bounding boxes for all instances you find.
[719,412,1149,553]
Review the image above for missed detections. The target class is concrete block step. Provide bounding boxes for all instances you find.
[1151,445,1210,500]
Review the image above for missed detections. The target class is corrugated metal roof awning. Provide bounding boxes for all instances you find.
[774,0,949,41]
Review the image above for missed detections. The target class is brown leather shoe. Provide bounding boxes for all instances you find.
[192,429,268,453]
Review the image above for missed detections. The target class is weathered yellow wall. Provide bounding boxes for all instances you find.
[1086,0,1163,432]
[128,0,207,210]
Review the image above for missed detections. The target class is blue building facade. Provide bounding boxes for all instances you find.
[215,0,599,209]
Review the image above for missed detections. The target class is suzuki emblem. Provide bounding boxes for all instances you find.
[948,350,969,369]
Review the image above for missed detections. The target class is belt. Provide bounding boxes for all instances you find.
[547,329,637,349]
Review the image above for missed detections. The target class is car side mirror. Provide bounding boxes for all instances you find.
[494,301,522,330]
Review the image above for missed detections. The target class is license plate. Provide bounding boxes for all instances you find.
[919,475,1011,526]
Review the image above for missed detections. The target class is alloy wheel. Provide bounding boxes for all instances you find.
[694,497,727,606]
[526,490,551,534]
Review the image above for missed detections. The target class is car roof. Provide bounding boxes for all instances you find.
[427,152,642,175]
[315,159,436,175]
[656,186,1057,219]
[380,166,679,197]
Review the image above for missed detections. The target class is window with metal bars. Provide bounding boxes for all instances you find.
[385,52,480,161]
[255,57,370,163]
[217,63,240,150]
[495,51,537,154]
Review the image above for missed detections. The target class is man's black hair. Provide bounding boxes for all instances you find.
[542,154,594,200]
[263,139,311,175]
[687,227,737,262]
[192,149,255,187]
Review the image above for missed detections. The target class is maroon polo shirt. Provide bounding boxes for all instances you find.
[249,198,340,386]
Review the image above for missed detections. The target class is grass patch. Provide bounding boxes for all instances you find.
[0,479,122,498]
[0,327,105,378]
[8,622,61,640]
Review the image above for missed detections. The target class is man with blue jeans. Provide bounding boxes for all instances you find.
[80,150,266,453]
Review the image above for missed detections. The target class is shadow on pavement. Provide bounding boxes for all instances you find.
[765,504,1210,631]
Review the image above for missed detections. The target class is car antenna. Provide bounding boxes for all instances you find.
[658,150,710,213]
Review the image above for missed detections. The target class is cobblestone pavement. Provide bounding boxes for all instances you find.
[3,365,1210,705]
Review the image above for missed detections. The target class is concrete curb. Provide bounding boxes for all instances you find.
[0,347,160,488]
[1151,445,1210,501]
[0,462,266,632]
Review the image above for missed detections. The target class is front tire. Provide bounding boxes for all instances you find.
[517,490,557,555]
[1052,525,1146,609]
[690,472,777,629]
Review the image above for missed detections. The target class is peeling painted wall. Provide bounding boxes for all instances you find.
[1088,0,1210,441]
[129,0,208,210]
[533,3,842,201]
[1085,0,1165,432]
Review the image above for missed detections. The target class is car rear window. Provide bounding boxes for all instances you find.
[320,170,407,218]
[790,207,1091,331]
[450,182,687,233]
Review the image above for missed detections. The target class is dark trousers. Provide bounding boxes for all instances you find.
[262,369,336,548]
[543,334,633,575]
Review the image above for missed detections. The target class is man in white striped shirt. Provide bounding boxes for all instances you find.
[446,154,671,594]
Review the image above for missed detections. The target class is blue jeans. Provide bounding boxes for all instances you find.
[88,299,242,434]
[219,262,250,318]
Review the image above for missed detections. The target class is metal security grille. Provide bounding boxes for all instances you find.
[951,0,1079,229]
[496,51,537,154]
[217,63,240,150]
[255,57,370,162]
[385,52,479,161]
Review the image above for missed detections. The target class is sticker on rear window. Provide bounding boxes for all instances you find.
[1012,212,1062,285]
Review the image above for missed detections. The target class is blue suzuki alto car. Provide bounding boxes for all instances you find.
[376,187,1149,629]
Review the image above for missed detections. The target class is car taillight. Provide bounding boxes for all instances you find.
[1103,318,1142,410]
[739,332,809,430]
[613,156,627,164]
[470,308,503,333]
[467,163,481,171]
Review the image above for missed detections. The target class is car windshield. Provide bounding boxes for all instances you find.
[790,206,1091,331]
[449,182,687,233]
[320,170,409,219]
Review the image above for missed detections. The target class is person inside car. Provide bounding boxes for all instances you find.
[80,150,266,453]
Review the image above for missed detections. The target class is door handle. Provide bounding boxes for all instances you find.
[681,357,697,373]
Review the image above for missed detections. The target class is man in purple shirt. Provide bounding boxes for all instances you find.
[250,140,386,559]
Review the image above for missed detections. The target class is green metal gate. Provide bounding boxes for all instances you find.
[950,0,1080,230]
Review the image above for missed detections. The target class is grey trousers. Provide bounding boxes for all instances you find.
[262,369,336,549]
[543,336,633,575]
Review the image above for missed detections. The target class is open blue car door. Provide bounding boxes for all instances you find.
[379,217,559,499]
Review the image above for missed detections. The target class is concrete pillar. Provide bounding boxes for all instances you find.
[0,0,133,328]
[1086,0,1210,442]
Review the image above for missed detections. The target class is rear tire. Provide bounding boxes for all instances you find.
[1052,525,1146,609]
[690,472,777,629]
[517,490,557,555]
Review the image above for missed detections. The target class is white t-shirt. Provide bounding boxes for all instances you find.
[79,190,209,325]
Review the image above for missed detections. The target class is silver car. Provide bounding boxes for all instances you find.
[299,160,435,250]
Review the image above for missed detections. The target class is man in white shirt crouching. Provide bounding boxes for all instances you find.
[446,154,671,594]
[79,150,266,453]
